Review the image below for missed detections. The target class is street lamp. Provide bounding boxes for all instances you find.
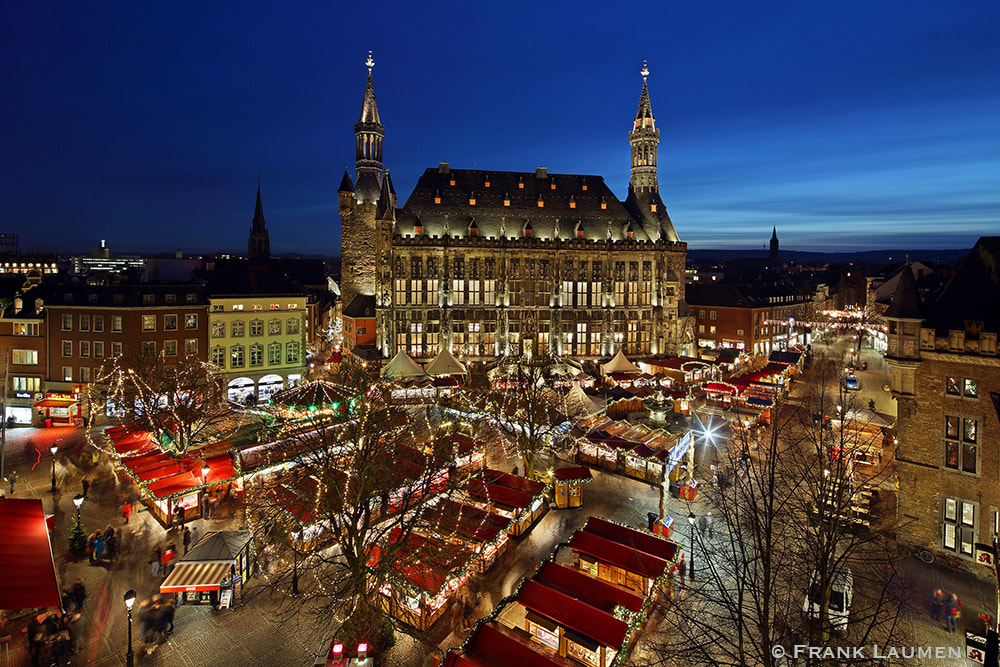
[201,464,210,485]
[73,494,84,522]
[688,512,696,581]
[124,589,136,667]
[50,444,58,492]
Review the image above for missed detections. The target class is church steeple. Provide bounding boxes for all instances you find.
[247,179,270,262]
[770,226,779,264]
[629,61,659,194]
[354,51,385,204]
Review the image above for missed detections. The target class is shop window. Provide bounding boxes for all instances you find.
[944,415,977,474]
[164,315,178,331]
[942,497,975,556]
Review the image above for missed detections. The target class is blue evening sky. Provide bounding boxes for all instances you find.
[2,1,997,255]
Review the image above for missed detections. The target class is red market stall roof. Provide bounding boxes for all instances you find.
[583,516,678,562]
[368,527,474,596]
[535,562,644,614]
[159,561,231,593]
[424,502,508,544]
[444,621,578,667]
[0,499,61,610]
[568,531,668,580]
[552,467,593,483]
[480,467,546,496]
[142,453,238,499]
[465,478,534,511]
[703,382,737,394]
[517,579,629,650]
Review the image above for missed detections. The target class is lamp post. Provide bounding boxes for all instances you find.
[73,493,84,522]
[50,444,58,491]
[124,589,136,667]
[688,511,696,581]
[201,464,210,486]
[291,531,300,595]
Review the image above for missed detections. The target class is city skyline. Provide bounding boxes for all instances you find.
[3,1,997,256]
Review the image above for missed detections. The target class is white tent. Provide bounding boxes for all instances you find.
[600,349,640,375]
[382,350,427,378]
[563,381,604,418]
[423,348,468,377]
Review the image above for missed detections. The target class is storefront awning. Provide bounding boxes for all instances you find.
[34,398,76,408]
[0,499,61,610]
[159,561,231,593]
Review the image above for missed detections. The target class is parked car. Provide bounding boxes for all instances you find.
[844,375,860,391]
[803,566,853,632]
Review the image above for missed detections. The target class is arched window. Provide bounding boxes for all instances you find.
[231,320,245,337]
[230,345,245,368]
[250,343,263,367]
[286,340,300,364]
[268,342,281,365]
[268,319,281,335]
[210,346,225,366]
[249,319,263,336]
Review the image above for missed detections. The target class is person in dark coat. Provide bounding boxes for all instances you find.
[81,477,90,499]
[151,545,162,577]
[931,588,944,621]
[182,527,191,555]
[70,580,86,611]
[104,526,117,561]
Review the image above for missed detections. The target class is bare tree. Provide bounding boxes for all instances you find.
[644,352,911,666]
[86,354,254,456]
[245,366,481,657]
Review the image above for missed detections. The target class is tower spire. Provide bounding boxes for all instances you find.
[629,61,658,193]
[248,180,270,261]
[355,51,385,203]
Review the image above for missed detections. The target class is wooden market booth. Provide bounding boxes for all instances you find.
[421,499,512,572]
[465,469,548,537]
[568,517,676,596]
[551,467,592,508]
[159,531,253,609]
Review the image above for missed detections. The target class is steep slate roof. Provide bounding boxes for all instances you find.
[883,260,925,320]
[685,282,808,309]
[396,168,652,242]
[343,293,376,318]
[925,237,1000,335]
[205,261,307,297]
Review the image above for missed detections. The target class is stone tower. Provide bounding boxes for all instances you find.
[770,226,779,265]
[247,181,271,261]
[624,62,679,243]
[339,52,384,311]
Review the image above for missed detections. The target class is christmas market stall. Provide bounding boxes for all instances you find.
[569,517,676,596]
[0,498,61,611]
[422,499,513,572]
[548,467,593,508]
[159,531,253,609]
[464,469,548,537]
[103,426,241,527]
[369,526,478,631]
[269,380,351,421]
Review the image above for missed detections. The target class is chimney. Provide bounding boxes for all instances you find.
[536,167,547,179]
[438,162,450,174]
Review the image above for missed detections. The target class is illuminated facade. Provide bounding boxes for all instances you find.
[338,60,693,363]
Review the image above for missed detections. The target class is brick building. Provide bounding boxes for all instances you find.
[338,60,694,364]
[685,282,813,355]
[887,238,1000,557]
[0,286,49,425]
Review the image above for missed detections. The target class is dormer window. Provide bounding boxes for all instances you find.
[518,177,524,189]
[576,223,585,239]
[581,183,588,191]
[469,221,479,236]
[484,175,491,188]
[449,177,456,186]
[626,226,634,240]
[434,190,441,204]
[550,180,556,190]
[414,222,423,235]
[600,197,607,210]
[469,193,476,205]
[503,196,511,207]
[537,195,544,208]
[524,222,533,237]
[650,204,657,212]
[569,195,576,209]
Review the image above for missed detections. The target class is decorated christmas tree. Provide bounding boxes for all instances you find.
[69,516,88,557]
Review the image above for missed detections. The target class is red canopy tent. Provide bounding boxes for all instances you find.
[0,499,61,610]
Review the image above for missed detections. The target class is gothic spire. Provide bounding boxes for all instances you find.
[355,51,385,204]
[634,60,654,130]
[248,181,270,262]
[375,170,395,222]
[359,51,381,125]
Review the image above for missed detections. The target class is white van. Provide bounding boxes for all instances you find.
[803,566,853,632]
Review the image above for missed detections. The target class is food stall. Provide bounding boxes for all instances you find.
[465,469,548,537]
[159,531,253,608]
[569,517,676,596]
[551,467,592,508]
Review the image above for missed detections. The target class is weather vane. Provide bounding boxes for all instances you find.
[641,60,649,82]
[366,51,374,75]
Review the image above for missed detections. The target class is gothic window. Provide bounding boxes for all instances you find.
[539,260,550,278]
[230,345,245,368]
[394,257,406,279]
[577,262,587,282]
[509,259,520,279]
[526,260,536,278]
[427,257,438,278]
[410,257,422,280]
[470,259,480,280]
[592,262,602,282]
[944,415,977,474]
[454,258,465,280]
[485,258,496,280]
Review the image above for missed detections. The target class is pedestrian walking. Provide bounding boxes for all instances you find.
[122,501,131,524]
[162,544,176,577]
[81,477,90,499]
[201,493,211,519]
[164,598,176,633]
[706,512,715,538]
[944,593,961,632]
[70,580,86,611]
[151,545,162,578]
[697,515,707,536]
[174,502,186,530]
[182,527,191,555]
[931,588,944,621]
[8,469,17,494]
[104,525,117,561]
[87,531,99,564]
[93,531,106,565]
[190,525,201,550]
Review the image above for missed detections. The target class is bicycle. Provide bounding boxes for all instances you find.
[940,553,969,572]
[912,547,934,564]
